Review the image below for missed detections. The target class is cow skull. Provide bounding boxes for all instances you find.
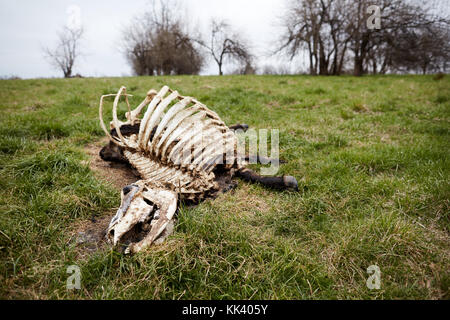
[106,180,178,254]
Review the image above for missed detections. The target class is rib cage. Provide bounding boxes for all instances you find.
[100,85,240,200]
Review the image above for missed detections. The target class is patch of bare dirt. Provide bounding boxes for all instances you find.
[71,138,141,257]
[84,137,139,191]
[69,214,112,259]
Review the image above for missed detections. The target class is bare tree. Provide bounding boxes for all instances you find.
[122,0,203,76]
[198,19,253,75]
[276,0,351,75]
[43,26,83,78]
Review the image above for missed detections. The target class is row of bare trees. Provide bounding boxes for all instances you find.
[44,1,254,77]
[277,0,450,76]
[44,0,449,77]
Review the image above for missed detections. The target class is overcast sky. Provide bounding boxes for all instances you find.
[0,0,301,78]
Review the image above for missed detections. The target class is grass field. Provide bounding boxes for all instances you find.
[0,75,449,299]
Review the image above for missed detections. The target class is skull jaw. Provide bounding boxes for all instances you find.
[124,219,175,254]
[109,214,176,254]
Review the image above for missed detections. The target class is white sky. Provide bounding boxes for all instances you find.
[0,0,301,78]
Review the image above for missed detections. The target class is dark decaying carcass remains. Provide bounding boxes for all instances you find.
[99,85,298,254]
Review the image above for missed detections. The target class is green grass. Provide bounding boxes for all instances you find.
[0,75,449,299]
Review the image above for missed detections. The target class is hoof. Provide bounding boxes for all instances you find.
[283,176,299,191]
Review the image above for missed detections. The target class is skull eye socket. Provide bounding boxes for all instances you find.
[122,185,133,195]
[143,198,153,206]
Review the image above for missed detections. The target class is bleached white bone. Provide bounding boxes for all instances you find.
[100,86,240,253]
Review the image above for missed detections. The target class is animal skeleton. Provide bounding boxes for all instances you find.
[99,86,297,254]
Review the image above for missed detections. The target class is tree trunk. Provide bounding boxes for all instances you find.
[307,41,314,75]
[422,63,427,74]
[380,56,388,74]
[318,39,328,75]
[331,47,338,75]
[217,55,223,75]
[354,55,363,76]
[337,43,347,75]
[354,33,369,76]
